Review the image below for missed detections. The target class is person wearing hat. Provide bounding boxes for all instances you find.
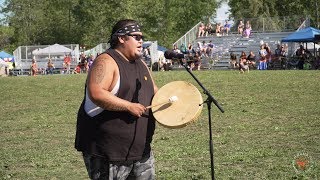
[75,19,158,179]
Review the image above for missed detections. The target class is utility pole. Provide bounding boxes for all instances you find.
[69,0,71,37]
[316,0,319,28]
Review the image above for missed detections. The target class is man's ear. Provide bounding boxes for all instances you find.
[118,36,125,43]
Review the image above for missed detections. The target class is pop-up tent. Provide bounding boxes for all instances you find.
[0,51,14,59]
[32,44,72,56]
[282,27,320,42]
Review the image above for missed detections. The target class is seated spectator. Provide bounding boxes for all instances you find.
[198,23,205,37]
[173,44,181,54]
[215,23,222,37]
[205,23,213,36]
[230,52,237,69]
[47,59,55,75]
[244,21,252,38]
[238,20,244,35]
[303,60,312,70]
[72,62,82,74]
[247,51,256,68]
[223,20,231,36]
[239,51,249,73]
[187,42,193,54]
[206,41,214,57]
[180,43,187,54]
[199,41,207,56]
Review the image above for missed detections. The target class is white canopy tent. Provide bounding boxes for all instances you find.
[32,44,73,56]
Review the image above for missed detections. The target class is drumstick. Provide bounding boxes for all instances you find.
[146,96,178,109]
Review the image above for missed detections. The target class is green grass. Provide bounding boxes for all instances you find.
[0,70,319,179]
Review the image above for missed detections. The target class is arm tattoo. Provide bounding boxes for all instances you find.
[92,59,105,84]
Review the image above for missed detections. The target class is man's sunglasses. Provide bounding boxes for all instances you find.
[126,34,144,41]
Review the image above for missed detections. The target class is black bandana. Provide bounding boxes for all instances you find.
[114,24,141,36]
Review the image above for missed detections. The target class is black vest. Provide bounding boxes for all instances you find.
[75,49,155,162]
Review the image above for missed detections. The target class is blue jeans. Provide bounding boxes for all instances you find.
[47,68,54,75]
[258,61,267,70]
[83,151,155,180]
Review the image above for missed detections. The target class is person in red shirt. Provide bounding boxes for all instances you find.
[63,54,71,74]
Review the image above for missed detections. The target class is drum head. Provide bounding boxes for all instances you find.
[151,81,203,128]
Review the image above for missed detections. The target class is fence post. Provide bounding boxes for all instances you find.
[263,18,265,32]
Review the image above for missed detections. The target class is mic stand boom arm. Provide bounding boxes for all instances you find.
[179,59,224,180]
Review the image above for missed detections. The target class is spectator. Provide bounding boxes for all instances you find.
[247,51,256,68]
[223,20,231,36]
[303,60,312,70]
[173,44,181,54]
[239,56,249,73]
[63,54,71,74]
[198,23,205,37]
[205,23,213,36]
[47,59,55,75]
[296,45,305,70]
[230,52,237,69]
[238,20,244,35]
[199,41,207,56]
[313,49,320,69]
[265,43,272,69]
[30,59,38,76]
[180,43,187,54]
[206,41,214,57]
[274,44,282,58]
[194,51,201,70]
[72,62,81,74]
[88,55,94,69]
[244,21,252,38]
[215,23,222,37]
[239,51,249,73]
[187,42,193,54]
[258,44,267,70]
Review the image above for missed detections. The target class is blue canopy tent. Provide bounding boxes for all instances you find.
[282,27,320,42]
[282,27,320,58]
[0,51,14,62]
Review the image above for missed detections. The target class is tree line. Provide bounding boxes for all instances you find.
[0,0,218,53]
[0,0,318,53]
[228,0,319,29]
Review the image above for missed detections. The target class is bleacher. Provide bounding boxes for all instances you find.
[172,17,311,70]
[194,31,293,69]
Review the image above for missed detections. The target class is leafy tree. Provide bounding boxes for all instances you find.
[1,0,218,50]
[228,0,319,29]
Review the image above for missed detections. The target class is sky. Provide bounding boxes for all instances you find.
[214,1,231,22]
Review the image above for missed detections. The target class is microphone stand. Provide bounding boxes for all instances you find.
[179,59,224,180]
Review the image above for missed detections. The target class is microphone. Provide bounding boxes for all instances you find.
[164,50,185,59]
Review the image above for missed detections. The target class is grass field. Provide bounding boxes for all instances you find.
[0,70,319,179]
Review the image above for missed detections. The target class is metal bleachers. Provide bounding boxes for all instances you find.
[193,31,293,69]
